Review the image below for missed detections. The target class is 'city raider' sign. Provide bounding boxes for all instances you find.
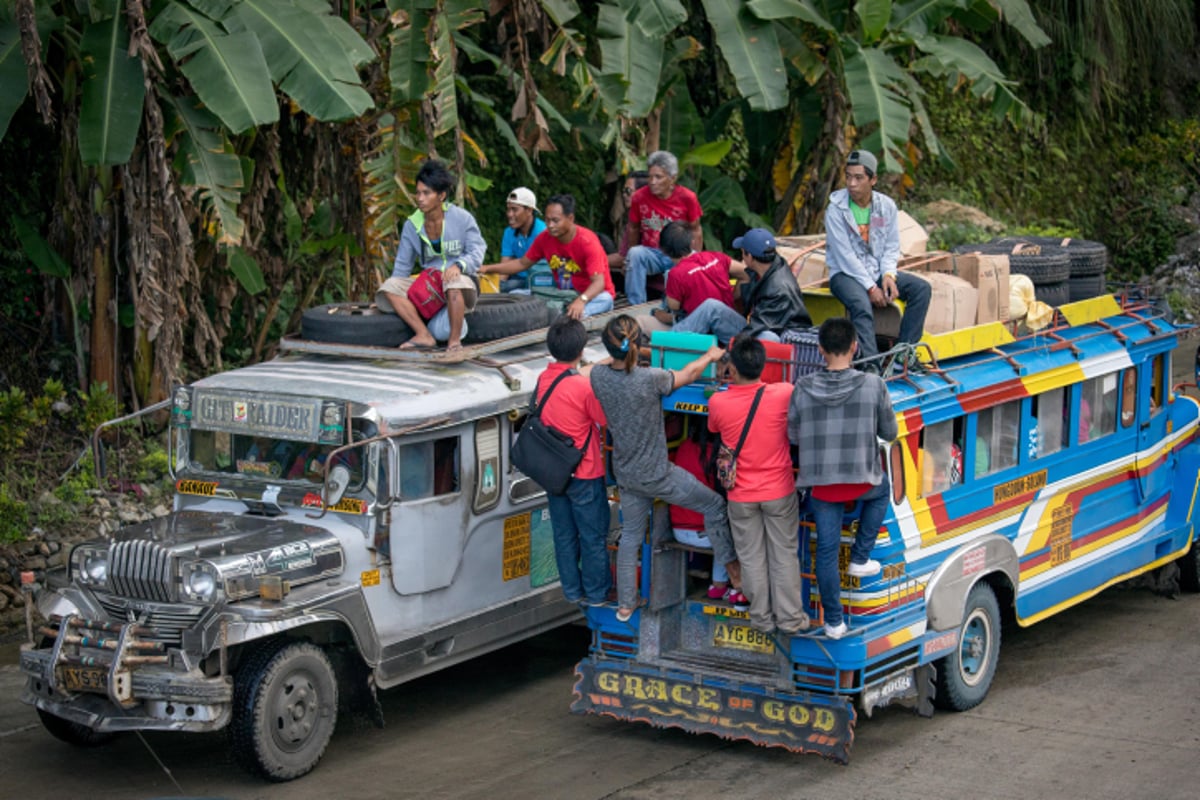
[572,657,855,762]
[192,389,342,443]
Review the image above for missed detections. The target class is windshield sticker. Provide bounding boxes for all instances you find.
[177,479,218,497]
[192,390,324,441]
[237,459,282,478]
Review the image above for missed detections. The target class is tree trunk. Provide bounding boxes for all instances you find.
[88,167,118,394]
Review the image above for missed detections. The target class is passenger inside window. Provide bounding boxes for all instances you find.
[976,401,1020,476]
[1151,355,1165,414]
[920,419,962,495]
[1081,373,1117,439]
[1121,369,1137,427]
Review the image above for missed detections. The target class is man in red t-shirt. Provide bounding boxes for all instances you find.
[639,221,751,344]
[481,194,615,319]
[625,151,703,305]
[707,336,809,635]
[536,317,610,606]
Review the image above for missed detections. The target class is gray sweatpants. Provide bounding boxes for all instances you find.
[616,465,735,609]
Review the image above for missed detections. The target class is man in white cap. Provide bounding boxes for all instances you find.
[825,149,930,372]
[483,186,546,292]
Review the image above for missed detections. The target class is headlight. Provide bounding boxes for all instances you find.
[181,562,221,603]
[70,545,109,588]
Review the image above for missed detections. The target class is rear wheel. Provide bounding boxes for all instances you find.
[230,641,338,781]
[934,582,1001,711]
[36,708,116,747]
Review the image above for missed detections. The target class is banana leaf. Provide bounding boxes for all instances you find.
[700,0,788,111]
[166,96,246,245]
[79,6,146,165]
[0,11,27,140]
[843,45,911,172]
[597,1,662,117]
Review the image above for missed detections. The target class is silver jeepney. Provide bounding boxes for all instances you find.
[20,327,617,780]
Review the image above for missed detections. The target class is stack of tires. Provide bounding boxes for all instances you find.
[953,236,1110,307]
[299,295,554,347]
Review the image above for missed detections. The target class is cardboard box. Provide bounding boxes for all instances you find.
[900,251,1011,324]
[778,245,828,287]
[918,272,978,334]
[969,253,1011,322]
[897,210,928,256]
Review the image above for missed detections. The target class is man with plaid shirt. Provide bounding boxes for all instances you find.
[787,317,897,639]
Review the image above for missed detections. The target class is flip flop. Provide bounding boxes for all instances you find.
[399,341,438,351]
[445,343,464,354]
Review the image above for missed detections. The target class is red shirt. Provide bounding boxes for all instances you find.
[811,483,871,502]
[668,438,707,531]
[524,225,616,299]
[535,363,607,480]
[628,185,703,250]
[668,251,735,314]
[707,382,795,503]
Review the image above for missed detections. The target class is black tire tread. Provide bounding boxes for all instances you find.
[1034,280,1070,307]
[1068,274,1108,303]
[36,708,117,747]
[463,295,554,343]
[301,303,413,347]
[230,639,338,782]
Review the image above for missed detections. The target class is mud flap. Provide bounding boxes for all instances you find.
[571,656,856,763]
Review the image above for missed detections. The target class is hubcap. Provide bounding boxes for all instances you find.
[959,609,992,687]
[270,669,321,751]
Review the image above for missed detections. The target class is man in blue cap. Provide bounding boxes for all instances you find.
[825,149,930,370]
[734,227,812,342]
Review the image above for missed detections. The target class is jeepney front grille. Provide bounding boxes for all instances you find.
[109,540,176,602]
[96,596,206,648]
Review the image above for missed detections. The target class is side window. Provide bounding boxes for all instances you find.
[976,400,1020,477]
[1032,387,1066,458]
[1080,373,1118,441]
[1120,368,1137,427]
[398,436,460,501]
[920,419,963,496]
[1151,354,1166,415]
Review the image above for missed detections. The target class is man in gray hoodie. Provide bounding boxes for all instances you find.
[787,317,897,639]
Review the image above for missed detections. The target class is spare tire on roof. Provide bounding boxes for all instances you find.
[461,294,555,343]
[301,302,414,347]
[990,235,1107,277]
[1034,280,1070,308]
[1068,274,1108,302]
[953,241,1070,285]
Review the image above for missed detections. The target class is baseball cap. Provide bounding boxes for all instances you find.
[846,149,878,177]
[731,228,777,260]
[507,187,538,211]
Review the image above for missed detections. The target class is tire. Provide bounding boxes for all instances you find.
[1034,280,1070,307]
[994,236,1108,277]
[463,294,554,343]
[1179,538,1200,593]
[36,708,117,747]
[955,241,1071,284]
[933,582,1001,711]
[230,641,338,782]
[300,303,413,347]
[1068,274,1107,303]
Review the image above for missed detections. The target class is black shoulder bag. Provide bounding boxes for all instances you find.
[511,370,594,495]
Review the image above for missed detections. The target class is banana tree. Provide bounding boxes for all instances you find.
[2,0,375,402]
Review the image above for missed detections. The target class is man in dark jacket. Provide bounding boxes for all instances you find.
[735,228,813,341]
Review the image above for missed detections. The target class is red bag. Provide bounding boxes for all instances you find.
[406,268,446,320]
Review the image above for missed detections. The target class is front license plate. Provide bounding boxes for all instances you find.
[59,665,108,693]
[713,622,775,654]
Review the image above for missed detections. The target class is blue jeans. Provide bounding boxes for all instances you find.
[674,298,748,344]
[624,246,674,305]
[546,476,611,603]
[808,474,890,627]
[428,306,467,341]
[583,291,614,317]
[829,271,931,359]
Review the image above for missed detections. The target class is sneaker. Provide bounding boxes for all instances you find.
[847,559,882,578]
[728,590,750,612]
[824,621,848,639]
[706,583,730,600]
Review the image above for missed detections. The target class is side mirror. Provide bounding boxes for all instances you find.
[325,464,351,507]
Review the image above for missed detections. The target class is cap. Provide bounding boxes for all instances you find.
[507,187,538,211]
[731,228,777,261]
[846,149,878,177]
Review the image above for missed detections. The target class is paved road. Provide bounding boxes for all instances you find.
[1,584,1198,800]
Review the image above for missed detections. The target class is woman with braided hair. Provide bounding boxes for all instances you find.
[590,315,742,621]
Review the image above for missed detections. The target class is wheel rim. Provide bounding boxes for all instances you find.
[267,665,324,754]
[958,607,993,688]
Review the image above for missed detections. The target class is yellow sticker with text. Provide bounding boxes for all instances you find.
[361,569,381,587]
[502,514,532,581]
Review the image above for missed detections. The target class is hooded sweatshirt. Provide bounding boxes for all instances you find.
[787,367,897,488]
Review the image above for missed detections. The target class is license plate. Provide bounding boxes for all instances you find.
[713,622,775,654]
[60,665,108,693]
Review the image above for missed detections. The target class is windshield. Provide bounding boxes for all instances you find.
[187,430,365,488]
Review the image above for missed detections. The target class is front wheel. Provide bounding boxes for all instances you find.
[230,641,339,781]
[36,708,117,747]
[933,582,1001,711]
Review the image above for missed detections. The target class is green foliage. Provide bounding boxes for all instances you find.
[137,443,171,486]
[0,484,29,543]
[77,382,120,439]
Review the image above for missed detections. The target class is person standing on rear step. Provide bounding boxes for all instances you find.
[787,317,897,639]
[707,335,808,635]
[825,149,930,372]
[536,317,611,607]
[590,315,743,622]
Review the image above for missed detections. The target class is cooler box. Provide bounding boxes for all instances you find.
[760,340,794,383]
[650,331,718,378]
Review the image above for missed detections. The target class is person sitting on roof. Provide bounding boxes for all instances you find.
[479,186,546,293]
[624,151,703,305]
